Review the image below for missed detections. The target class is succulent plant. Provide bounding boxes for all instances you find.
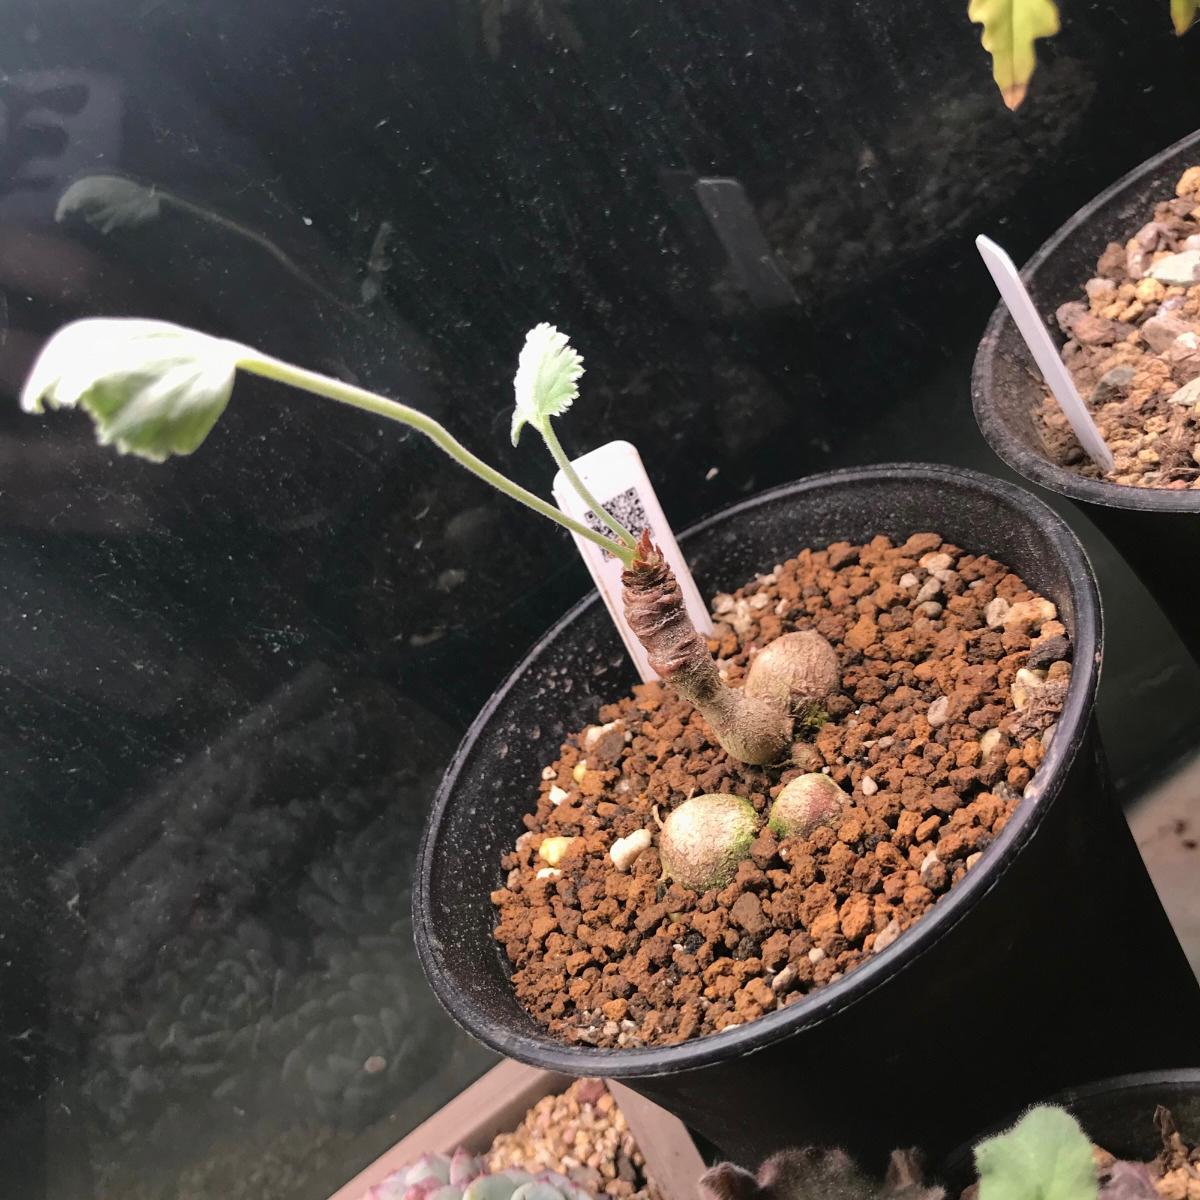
[59,670,462,1183]
[278,929,439,1128]
[768,774,848,839]
[658,793,758,892]
[702,1148,944,1200]
[971,1103,1186,1200]
[744,630,840,714]
[367,1149,595,1200]
[64,674,402,1020]
[975,1106,1097,1200]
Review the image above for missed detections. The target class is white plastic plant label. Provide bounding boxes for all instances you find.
[553,440,713,683]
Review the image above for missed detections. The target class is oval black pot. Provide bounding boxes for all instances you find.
[973,128,1200,661]
[414,464,1200,1168]
[941,1070,1200,1190]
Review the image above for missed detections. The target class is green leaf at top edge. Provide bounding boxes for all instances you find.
[967,0,1061,110]
[1172,0,1199,35]
[975,1106,1098,1200]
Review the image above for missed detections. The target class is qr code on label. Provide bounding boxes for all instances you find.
[585,486,649,561]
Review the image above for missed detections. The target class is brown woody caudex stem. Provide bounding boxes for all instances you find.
[621,529,812,766]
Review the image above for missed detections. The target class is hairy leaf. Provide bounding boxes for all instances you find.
[701,1148,944,1200]
[21,318,239,461]
[968,0,1061,110]
[1172,0,1199,35]
[55,174,161,233]
[510,323,584,446]
[975,1106,1097,1200]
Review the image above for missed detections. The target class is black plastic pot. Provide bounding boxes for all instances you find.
[941,1070,1200,1191]
[414,464,1200,1168]
[973,128,1200,661]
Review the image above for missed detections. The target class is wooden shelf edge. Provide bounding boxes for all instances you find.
[604,1080,707,1200]
[325,1064,705,1200]
[327,1062,572,1200]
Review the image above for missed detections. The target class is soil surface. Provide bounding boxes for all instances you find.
[1037,164,1200,488]
[491,533,1070,1048]
[486,1080,661,1200]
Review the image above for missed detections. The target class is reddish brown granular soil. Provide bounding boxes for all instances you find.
[1037,164,1200,488]
[491,533,1071,1048]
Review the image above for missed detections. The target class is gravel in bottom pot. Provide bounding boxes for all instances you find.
[486,1079,661,1200]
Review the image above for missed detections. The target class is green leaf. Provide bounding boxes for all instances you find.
[975,1106,1098,1200]
[511,1184,571,1200]
[55,174,161,234]
[510,323,584,446]
[968,0,1061,110]
[1172,0,1199,35]
[20,318,240,462]
[463,1176,521,1200]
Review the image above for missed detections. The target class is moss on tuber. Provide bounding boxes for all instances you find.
[659,794,758,892]
[768,774,847,839]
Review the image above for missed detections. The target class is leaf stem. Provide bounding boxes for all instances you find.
[235,351,636,566]
[538,420,636,548]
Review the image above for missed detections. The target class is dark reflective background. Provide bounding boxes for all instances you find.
[4,2,1200,1196]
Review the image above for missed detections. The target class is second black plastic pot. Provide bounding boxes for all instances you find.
[414,464,1200,1168]
[973,128,1200,662]
[941,1070,1200,1191]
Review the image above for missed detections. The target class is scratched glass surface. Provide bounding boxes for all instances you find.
[3,1,1200,1196]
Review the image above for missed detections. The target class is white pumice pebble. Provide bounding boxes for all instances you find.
[538,836,578,866]
[609,829,652,872]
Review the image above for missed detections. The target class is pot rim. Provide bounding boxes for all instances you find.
[414,463,1102,1077]
[1036,1067,1200,1109]
[973,126,1200,513]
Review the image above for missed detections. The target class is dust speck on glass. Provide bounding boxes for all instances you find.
[4,2,1200,1199]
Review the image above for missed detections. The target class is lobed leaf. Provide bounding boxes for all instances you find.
[510,323,584,446]
[55,174,161,234]
[968,0,1061,110]
[21,318,240,462]
[975,1106,1098,1200]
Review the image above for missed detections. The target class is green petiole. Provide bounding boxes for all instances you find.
[237,352,636,567]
